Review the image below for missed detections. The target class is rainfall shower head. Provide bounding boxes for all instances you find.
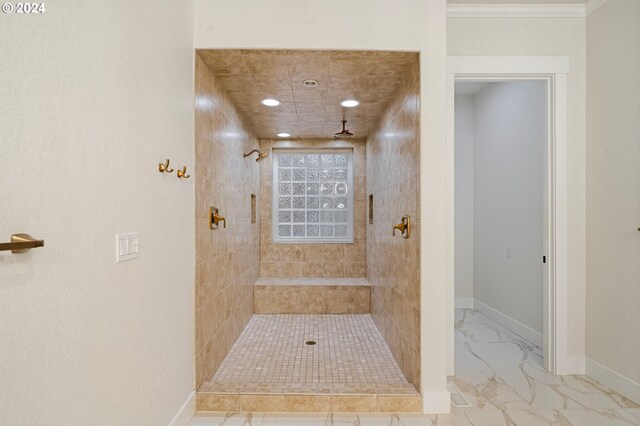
[333,119,354,139]
[243,149,269,162]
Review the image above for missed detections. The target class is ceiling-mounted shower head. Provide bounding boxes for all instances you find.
[243,149,269,162]
[333,119,354,139]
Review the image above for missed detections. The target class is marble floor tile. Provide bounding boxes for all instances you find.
[453,309,639,415]
[190,412,265,425]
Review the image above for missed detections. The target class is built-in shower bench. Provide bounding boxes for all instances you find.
[253,277,370,314]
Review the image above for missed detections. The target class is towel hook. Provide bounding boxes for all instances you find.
[177,166,190,179]
[158,159,174,173]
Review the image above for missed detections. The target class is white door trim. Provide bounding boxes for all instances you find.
[446,56,570,375]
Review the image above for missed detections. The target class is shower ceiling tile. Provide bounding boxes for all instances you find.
[198,49,418,139]
[292,89,327,103]
[253,74,293,90]
[199,50,251,75]
[214,75,259,92]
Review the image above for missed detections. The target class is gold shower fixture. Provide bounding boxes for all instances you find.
[393,215,411,239]
[243,149,269,162]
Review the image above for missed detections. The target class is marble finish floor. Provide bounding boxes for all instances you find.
[191,309,639,425]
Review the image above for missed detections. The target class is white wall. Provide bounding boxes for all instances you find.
[0,2,195,425]
[448,16,586,371]
[454,95,475,307]
[195,0,451,413]
[586,0,640,403]
[472,82,546,343]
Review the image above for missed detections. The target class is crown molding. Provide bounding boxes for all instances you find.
[586,0,609,16]
[447,4,587,18]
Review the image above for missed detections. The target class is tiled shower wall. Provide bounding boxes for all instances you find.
[259,139,366,278]
[366,59,421,387]
[194,53,260,387]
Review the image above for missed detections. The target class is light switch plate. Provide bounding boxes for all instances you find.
[116,232,139,263]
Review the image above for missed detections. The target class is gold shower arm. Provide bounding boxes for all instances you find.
[243,149,260,158]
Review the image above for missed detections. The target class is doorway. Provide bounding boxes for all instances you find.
[445,56,573,379]
[453,79,547,362]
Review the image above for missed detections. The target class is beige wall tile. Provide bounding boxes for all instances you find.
[286,395,332,412]
[253,284,370,314]
[366,59,421,388]
[322,262,345,278]
[301,262,324,276]
[376,396,421,413]
[331,395,377,412]
[196,394,240,412]
[239,394,287,412]
[194,53,260,388]
[344,262,366,278]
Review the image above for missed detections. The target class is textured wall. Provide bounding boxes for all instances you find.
[259,139,366,278]
[366,60,421,387]
[586,0,640,395]
[0,2,194,424]
[194,53,260,387]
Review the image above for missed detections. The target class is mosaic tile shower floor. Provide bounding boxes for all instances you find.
[200,314,418,395]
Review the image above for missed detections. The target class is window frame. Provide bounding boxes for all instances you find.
[271,148,355,244]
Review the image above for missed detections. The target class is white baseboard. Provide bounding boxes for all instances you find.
[474,299,543,348]
[170,391,196,426]
[586,358,640,405]
[564,356,586,375]
[455,298,474,309]
[422,390,451,414]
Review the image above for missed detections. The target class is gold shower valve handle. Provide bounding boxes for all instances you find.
[209,206,226,230]
[392,215,410,239]
[214,212,226,228]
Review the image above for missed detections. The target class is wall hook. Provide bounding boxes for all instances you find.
[177,166,190,179]
[158,159,174,173]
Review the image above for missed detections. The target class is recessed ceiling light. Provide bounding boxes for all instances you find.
[261,98,281,107]
[340,99,359,108]
[303,79,319,87]
[277,132,290,138]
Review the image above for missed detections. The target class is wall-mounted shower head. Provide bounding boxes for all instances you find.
[334,119,354,139]
[243,149,269,162]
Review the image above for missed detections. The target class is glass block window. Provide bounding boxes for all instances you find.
[272,149,354,243]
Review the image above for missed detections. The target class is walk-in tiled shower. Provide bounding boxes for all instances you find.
[193,49,421,413]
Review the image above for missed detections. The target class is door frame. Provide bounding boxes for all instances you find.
[445,56,569,375]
